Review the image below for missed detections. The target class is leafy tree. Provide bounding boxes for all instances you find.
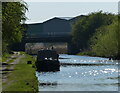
[72,11,115,52]
[72,16,88,50]
[2,1,27,53]
[91,17,118,58]
[117,13,120,59]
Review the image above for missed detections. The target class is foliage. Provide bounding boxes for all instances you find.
[72,11,115,52]
[72,11,120,59]
[91,17,119,58]
[2,1,27,53]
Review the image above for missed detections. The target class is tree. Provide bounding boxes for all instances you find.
[72,11,115,52]
[90,16,118,58]
[2,1,28,53]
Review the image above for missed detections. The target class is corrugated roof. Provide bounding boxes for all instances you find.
[26,15,86,25]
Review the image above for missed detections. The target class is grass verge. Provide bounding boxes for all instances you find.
[77,51,94,56]
[2,53,12,62]
[77,51,109,59]
[2,53,38,92]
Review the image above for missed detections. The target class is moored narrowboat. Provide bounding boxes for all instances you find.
[35,50,60,72]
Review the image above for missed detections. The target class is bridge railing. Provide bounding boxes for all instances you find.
[25,32,71,38]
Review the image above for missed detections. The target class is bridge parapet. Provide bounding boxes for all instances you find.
[25,32,71,38]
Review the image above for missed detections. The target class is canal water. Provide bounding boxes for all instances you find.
[36,54,119,91]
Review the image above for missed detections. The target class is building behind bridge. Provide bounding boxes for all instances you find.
[11,15,85,54]
[26,15,85,37]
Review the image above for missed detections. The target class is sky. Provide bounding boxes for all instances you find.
[24,1,118,24]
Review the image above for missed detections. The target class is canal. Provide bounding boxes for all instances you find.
[36,54,119,91]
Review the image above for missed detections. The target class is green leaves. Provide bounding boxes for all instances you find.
[72,11,114,51]
[2,2,27,53]
[91,17,118,57]
[72,11,119,58]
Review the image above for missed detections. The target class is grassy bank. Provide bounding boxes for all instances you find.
[77,51,108,58]
[77,51,95,56]
[2,52,38,92]
[2,53,12,62]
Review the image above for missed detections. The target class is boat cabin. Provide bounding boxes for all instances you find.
[36,50,60,72]
[37,50,59,61]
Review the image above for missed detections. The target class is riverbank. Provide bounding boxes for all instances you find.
[77,51,112,58]
[2,52,38,92]
[77,51,102,57]
[77,51,120,60]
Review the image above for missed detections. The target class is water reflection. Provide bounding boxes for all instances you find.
[36,54,118,91]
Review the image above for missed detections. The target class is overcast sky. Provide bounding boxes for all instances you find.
[25,2,118,24]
